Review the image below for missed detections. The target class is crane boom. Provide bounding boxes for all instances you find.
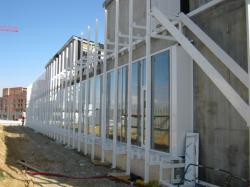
[0,26,19,32]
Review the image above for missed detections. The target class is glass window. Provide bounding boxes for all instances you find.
[75,83,80,132]
[80,81,85,134]
[117,66,128,143]
[151,51,170,152]
[106,71,115,139]
[70,85,73,130]
[131,60,146,146]
[95,75,102,137]
[88,78,94,134]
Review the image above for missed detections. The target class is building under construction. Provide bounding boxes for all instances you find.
[26,0,250,186]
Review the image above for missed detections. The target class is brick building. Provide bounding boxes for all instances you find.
[0,87,27,120]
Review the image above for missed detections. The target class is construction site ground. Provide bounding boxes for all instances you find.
[0,124,129,187]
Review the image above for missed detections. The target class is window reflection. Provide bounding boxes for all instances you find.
[117,66,128,143]
[75,83,80,132]
[151,51,170,152]
[131,60,146,146]
[88,78,94,134]
[81,81,85,134]
[106,71,115,139]
[95,75,102,137]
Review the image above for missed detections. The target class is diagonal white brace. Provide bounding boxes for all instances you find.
[179,12,249,88]
[152,7,250,125]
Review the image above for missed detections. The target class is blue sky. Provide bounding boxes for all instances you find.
[0,0,105,96]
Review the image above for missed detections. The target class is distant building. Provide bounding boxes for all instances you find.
[0,87,27,120]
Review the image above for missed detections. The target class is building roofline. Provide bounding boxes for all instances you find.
[103,0,113,8]
[3,87,27,90]
[45,36,104,69]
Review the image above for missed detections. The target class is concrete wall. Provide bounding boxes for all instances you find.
[189,0,249,186]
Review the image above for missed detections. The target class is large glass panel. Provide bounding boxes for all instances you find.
[81,81,85,134]
[88,78,94,134]
[70,85,73,130]
[151,51,170,152]
[75,83,80,133]
[95,75,102,137]
[117,66,128,143]
[131,60,145,146]
[106,71,115,139]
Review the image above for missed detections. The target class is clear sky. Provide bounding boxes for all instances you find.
[0,0,105,96]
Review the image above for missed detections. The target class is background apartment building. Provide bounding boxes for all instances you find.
[26,0,250,186]
[0,87,27,120]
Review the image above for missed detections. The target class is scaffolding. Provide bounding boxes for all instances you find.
[26,0,250,186]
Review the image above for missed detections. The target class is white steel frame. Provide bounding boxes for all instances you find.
[26,0,249,186]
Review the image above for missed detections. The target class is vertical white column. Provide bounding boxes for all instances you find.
[68,43,73,146]
[245,0,250,180]
[144,0,152,183]
[54,58,58,140]
[48,64,51,137]
[45,66,48,135]
[44,75,46,133]
[112,0,119,169]
[126,0,133,175]
[51,61,54,137]
[64,47,69,144]
[44,68,47,134]
[60,54,64,141]
[48,64,52,137]
[101,9,108,163]
[84,27,91,155]
[52,60,55,139]
[91,19,99,161]
[53,59,56,139]
[52,60,55,138]
[57,55,61,141]
[78,33,84,152]
[51,62,54,138]
[48,66,51,136]
[72,39,78,149]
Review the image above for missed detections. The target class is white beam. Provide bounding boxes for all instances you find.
[72,40,78,149]
[144,0,152,183]
[68,43,73,146]
[152,7,250,125]
[112,0,119,169]
[101,9,108,163]
[126,0,133,175]
[91,19,99,161]
[179,12,248,88]
[78,33,84,152]
[84,27,91,155]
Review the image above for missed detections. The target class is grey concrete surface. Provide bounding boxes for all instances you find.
[189,0,249,186]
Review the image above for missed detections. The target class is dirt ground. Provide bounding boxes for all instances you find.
[0,125,129,187]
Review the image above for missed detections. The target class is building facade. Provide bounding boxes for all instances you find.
[26,0,250,186]
[0,87,27,120]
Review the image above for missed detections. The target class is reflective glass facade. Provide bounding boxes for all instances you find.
[151,51,170,152]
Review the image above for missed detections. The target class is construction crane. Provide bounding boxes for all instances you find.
[0,26,19,32]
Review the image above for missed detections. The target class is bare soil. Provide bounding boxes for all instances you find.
[0,125,128,187]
